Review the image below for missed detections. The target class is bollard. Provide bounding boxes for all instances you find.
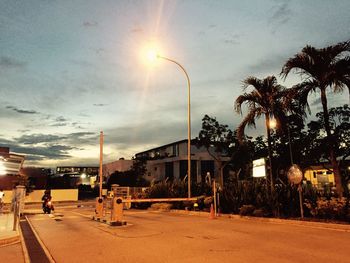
[110,197,126,226]
[94,197,104,220]
[13,201,18,231]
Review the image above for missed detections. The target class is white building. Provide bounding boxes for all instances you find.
[135,139,230,184]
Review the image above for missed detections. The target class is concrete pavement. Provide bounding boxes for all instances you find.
[0,212,20,246]
[22,207,350,263]
[0,212,25,263]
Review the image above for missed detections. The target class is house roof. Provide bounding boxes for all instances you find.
[135,139,198,156]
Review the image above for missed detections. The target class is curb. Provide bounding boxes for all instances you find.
[0,234,20,247]
[25,216,56,263]
[168,209,350,232]
[18,220,30,263]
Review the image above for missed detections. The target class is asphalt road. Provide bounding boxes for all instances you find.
[24,207,350,263]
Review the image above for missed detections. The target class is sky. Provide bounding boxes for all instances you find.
[0,0,349,167]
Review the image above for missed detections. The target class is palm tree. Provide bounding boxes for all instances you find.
[281,40,350,197]
[234,76,290,193]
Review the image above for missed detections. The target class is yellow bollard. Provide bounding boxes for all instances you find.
[94,197,104,220]
[110,197,126,226]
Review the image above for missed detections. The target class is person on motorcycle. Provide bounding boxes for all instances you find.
[42,190,54,213]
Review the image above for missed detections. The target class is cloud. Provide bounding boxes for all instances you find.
[83,21,98,27]
[269,1,292,25]
[103,116,203,153]
[1,132,99,161]
[246,54,286,75]
[16,134,67,145]
[6,106,38,114]
[93,103,107,107]
[223,34,240,45]
[0,137,74,161]
[0,56,26,71]
[55,116,68,122]
[130,27,143,33]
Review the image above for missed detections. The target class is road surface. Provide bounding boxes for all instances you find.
[21,206,350,263]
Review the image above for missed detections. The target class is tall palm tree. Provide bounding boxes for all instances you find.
[234,76,290,192]
[281,40,350,197]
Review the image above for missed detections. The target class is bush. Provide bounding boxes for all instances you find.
[239,205,255,216]
[150,203,172,211]
[304,197,350,221]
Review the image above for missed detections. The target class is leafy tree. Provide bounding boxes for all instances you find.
[234,76,291,192]
[301,105,350,194]
[196,114,238,187]
[107,157,148,188]
[281,40,350,197]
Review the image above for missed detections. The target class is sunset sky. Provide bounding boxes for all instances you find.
[1,0,349,167]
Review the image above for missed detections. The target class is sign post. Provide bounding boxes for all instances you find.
[287,164,304,219]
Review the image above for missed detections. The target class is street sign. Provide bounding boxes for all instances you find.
[287,164,303,185]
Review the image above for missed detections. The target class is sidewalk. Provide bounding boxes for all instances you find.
[0,212,20,246]
[168,209,350,232]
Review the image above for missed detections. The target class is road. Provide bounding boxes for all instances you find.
[20,206,350,263]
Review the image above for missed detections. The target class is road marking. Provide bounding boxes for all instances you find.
[71,211,93,219]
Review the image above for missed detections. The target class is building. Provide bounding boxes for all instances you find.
[304,165,335,189]
[0,147,25,190]
[53,166,99,188]
[103,159,133,178]
[135,139,230,184]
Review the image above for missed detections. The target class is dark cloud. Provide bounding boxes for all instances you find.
[83,21,98,27]
[223,33,241,45]
[269,1,292,34]
[93,103,107,107]
[130,27,143,33]
[89,48,105,54]
[0,131,99,161]
[104,117,202,153]
[0,56,26,71]
[269,1,292,25]
[246,54,286,75]
[55,116,68,122]
[6,106,38,114]
[50,123,68,127]
[0,137,74,161]
[15,134,67,145]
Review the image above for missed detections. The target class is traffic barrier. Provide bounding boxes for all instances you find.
[110,197,126,226]
[93,197,104,220]
[209,204,215,219]
[93,196,201,226]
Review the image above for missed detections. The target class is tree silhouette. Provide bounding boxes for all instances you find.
[281,40,350,197]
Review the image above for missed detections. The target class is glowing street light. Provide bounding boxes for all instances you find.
[146,49,192,198]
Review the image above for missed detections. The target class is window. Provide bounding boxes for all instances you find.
[172,144,179,156]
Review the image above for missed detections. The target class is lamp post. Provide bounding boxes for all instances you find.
[149,53,192,198]
[287,123,294,165]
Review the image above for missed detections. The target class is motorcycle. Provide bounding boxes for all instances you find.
[43,199,54,214]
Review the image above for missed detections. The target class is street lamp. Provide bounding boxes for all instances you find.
[147,51,192,198]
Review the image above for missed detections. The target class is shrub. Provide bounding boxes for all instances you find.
[239,205,255,216]
[304,197,350,221]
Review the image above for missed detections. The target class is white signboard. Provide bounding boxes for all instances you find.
[253,158,266,178]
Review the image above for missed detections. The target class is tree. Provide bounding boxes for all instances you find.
[301,105,350,194]
[281,40,350,197]
[196,115,238,187]
[234,76,291,192]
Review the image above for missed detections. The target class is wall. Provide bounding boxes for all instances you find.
[2,189,78,203]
